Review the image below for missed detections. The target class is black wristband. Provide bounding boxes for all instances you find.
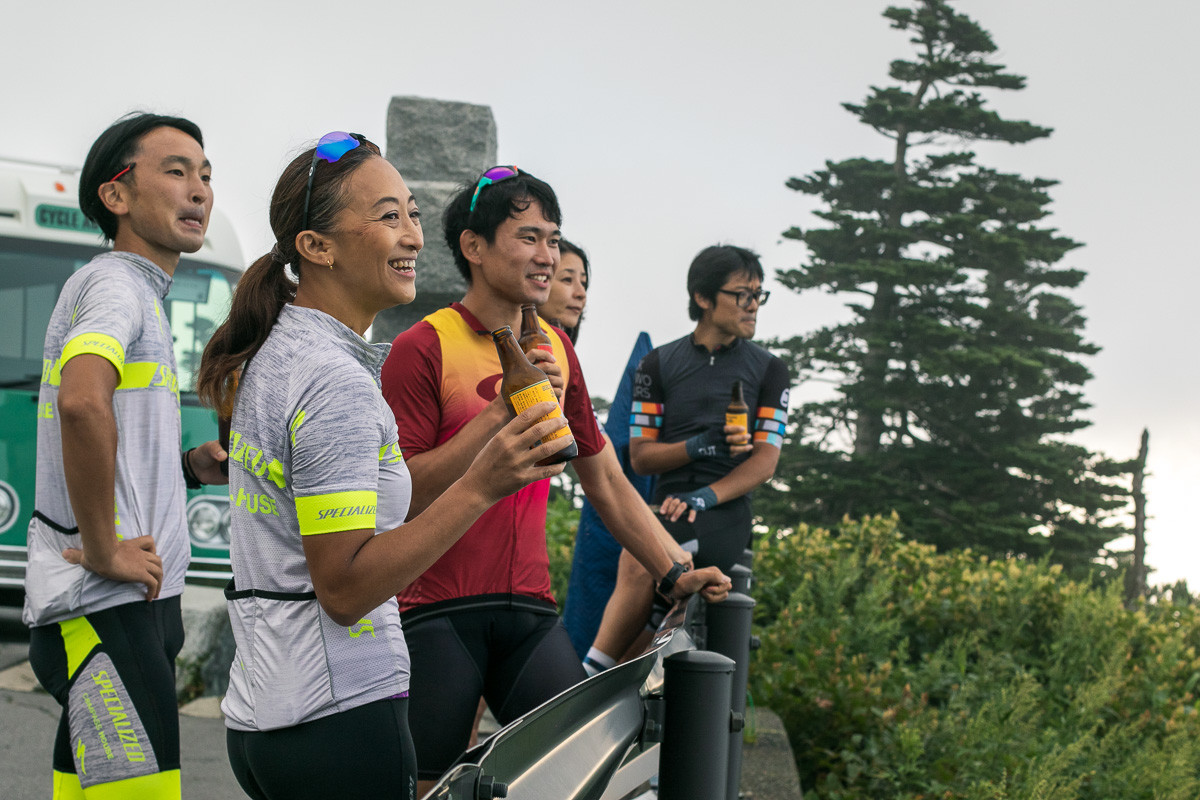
[656,561,688,600]
[181,448,202,490]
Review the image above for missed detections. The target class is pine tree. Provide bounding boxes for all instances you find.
[763,0,1128,570]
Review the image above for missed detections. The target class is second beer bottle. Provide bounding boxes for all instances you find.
[726,380,750,447]
[492,325,578,465]
[518,303,553,354]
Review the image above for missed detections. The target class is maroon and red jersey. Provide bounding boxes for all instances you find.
[381,303,605,612]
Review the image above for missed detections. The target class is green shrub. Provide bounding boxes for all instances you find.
[546,491,579,614]
[750,515,1200,798]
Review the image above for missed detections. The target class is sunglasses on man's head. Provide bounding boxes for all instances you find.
[301,131,366,231]
[469,165,520,215]
[108,163,135,183]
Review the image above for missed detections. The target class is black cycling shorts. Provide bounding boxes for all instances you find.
[28,595,184,799]
[402,595,587,780]
[661,496,753,573]
[227,696,417,800]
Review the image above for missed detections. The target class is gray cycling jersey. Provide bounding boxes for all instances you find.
[220,304,412,732]
[23,251,188,627]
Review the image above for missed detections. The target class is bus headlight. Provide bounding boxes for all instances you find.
[186,495,230,548]
[0,481,17,534]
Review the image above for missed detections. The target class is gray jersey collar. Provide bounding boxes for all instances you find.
[109,251,174,299]
[278,304,393,376]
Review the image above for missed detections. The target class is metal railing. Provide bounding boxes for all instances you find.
[424,557,758,800]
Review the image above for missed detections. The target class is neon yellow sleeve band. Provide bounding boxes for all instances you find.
[116,362,161,390]
[296,490,378,535]
[60,333,126,379]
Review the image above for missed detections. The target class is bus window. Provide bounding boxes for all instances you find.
[166,262,236,397]
[0,236,238,397]
[0,239,85,388]
[0,156,246,593]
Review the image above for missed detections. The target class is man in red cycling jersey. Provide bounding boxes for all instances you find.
[380,166,730,792]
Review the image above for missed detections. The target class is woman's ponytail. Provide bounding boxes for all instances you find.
[196,133,383,416]
[196,249,294,415]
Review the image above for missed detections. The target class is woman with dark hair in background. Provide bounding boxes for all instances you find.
[197,133,571,800]
[538,239,687,674]
[539,237,589,343]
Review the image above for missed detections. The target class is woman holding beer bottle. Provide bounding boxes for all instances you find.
[196,134,570,800]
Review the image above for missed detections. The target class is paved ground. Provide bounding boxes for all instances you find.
[0,605,30,672]
[0,606,802,799]
[1,675,802,800]
[741,707,804,800]
[0,606,243,799]
[0,679,241,799]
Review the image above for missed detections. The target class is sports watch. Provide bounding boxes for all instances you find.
[656,561,689,600]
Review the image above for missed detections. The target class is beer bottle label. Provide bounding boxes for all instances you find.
[510,380,572,442]
[726,412,749,445]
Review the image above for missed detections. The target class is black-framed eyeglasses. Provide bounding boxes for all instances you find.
[301,131,366,232]
[717,288,770,309]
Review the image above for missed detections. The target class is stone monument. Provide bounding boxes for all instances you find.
[372,96,497,344]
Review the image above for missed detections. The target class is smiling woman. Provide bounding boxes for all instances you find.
[540,237,589,344]
[196,134,571,800]
[294,156,421,333]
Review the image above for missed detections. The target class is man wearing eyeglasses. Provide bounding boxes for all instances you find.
[582,245,789,673]
[629,244,789,568]
[580,246,789,675]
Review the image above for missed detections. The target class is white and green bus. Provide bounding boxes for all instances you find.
[0,156,242,600]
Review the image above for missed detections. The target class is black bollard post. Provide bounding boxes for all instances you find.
[737,547,754,572]
[706,592,756,800]
[728,563,752,595]
[659,650,735,800]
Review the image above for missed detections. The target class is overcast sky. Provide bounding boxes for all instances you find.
[3,0,1196,586]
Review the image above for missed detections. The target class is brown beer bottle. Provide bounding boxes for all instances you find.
[518,304,553,354]
[491,326,577,464]
[726,380,750,446]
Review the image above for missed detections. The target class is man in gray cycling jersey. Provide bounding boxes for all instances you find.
[24,112,227,799]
